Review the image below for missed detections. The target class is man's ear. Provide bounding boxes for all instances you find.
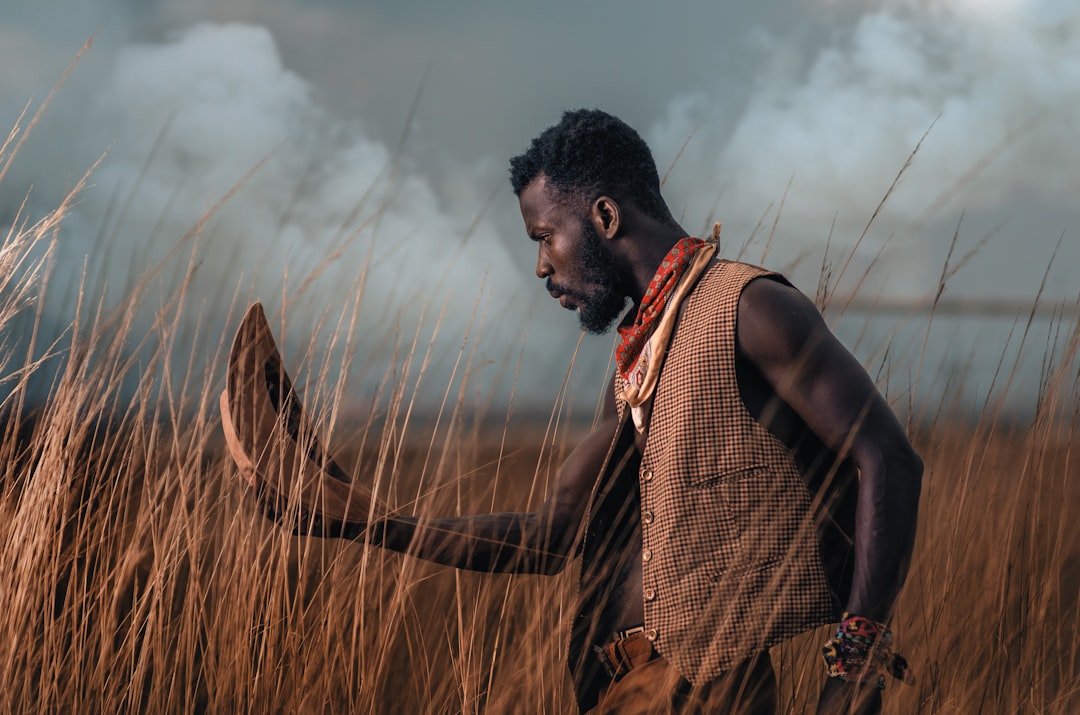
[591,196,621,240]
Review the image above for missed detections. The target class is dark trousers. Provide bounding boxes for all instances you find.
[586,648,777,715]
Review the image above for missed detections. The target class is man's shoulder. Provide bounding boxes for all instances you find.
[701,257,783,285]
[684,259,812,357]
[689,258,790,307]
[668,259,784,346]
[734,271,829,368]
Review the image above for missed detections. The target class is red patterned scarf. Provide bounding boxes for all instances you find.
[616,237,707,380]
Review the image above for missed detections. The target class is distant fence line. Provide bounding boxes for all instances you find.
[834,297,1080,319]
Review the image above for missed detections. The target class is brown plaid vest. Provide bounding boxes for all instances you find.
[571,259,837,705]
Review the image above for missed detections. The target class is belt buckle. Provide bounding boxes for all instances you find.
[613,624,645,641]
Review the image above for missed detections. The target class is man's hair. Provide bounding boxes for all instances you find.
[508,109,671,223]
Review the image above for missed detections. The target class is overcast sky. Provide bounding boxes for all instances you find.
[1,0,1077,413]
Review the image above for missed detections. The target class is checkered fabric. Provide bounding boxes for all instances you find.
[610,258,836,685]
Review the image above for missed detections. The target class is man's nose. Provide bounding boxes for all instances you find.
[535,245,552,279]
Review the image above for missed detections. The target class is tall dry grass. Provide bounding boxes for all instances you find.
[0,108,1078,715]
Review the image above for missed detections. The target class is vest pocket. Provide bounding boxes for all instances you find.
[684,463,787,570]
[677,465,772,575]
[718,464,801,567]
[685,463,766,488]
[708,554,783,582]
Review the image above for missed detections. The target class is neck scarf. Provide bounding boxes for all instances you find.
[616,237,708,380]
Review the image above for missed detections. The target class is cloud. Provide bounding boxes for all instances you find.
[2,23,554,410]
[2,3,1075,414]
[648,0,1080,294]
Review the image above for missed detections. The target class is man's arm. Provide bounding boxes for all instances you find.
[364,413,618,575]
[736,278,923,711]
[737,277,922,618]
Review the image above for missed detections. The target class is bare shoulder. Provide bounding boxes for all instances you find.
[735,275,828,368]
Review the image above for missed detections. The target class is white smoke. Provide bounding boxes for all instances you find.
[1,23,561,412]
[648,0,1080,297]
[2,3,1076,415]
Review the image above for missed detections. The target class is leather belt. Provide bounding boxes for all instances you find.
[592,628,659,682]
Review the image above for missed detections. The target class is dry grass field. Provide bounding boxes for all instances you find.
[0,114,1078,714]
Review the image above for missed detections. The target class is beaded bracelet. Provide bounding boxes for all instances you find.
[821,613,913,690]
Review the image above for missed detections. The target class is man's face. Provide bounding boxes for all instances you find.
[518,176,627,334]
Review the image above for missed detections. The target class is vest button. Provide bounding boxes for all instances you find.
[645,628,658,642]
[642,549,652,563]
[642,510,654,524]
[642,468,654,482]
[644,587,656,601]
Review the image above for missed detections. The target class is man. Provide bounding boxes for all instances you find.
[309,110,922,713]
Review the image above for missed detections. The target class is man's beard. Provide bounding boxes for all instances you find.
[546,221,628,335]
